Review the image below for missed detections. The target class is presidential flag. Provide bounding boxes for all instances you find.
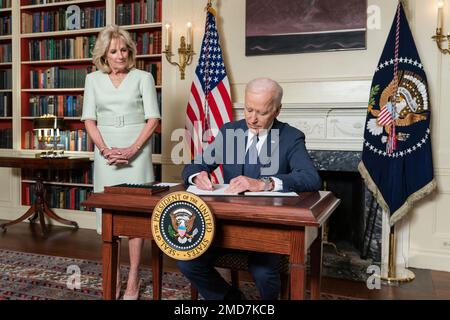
[358,2,436,226]
[185,6,232,183]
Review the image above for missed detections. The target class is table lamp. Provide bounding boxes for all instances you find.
[33,115,65,158]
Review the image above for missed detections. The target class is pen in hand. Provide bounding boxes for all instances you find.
[194,171,215,191]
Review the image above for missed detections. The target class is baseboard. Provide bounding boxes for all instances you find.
[409,249,450,272]
[0,206,96,230]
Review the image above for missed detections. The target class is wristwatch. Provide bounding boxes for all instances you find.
[260,177,274,191]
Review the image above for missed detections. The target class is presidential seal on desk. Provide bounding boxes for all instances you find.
[151,191,215,260]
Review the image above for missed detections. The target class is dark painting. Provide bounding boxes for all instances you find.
[246,0,367,56]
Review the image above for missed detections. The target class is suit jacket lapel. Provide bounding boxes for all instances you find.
[259,119,281,167]
[269,119,281,156]
[234,120,248,177]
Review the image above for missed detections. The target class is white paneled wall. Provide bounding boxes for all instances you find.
[161,0,450,271]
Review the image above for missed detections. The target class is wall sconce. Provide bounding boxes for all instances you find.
[432,0,450,54]
[33,115,65,158]
[162,22,195,80]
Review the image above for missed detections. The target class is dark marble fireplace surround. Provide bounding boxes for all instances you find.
[308,150,382,282]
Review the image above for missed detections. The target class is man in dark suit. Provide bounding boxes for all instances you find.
[179,78,321,300]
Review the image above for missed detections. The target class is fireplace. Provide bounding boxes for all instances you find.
[308,150,383,281]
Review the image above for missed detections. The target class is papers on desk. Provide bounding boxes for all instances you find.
[186,184,298,197]
[187,184,239,196]
[244,191,298,197]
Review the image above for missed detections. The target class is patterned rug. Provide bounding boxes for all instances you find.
[0,249,352,300]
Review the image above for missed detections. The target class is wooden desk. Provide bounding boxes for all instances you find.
[82,186,340,300]
[0,156,92,236]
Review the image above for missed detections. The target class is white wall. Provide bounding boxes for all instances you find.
[161,0,450,272]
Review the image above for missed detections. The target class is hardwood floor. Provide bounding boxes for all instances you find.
[1,219,449,300]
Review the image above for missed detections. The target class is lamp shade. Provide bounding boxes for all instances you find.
[33,116,64,130]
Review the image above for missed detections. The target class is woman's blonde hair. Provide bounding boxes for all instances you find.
[92,25,137,73]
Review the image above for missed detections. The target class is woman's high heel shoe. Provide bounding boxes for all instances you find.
[122,279,143,300]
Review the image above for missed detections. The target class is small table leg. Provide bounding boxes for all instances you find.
[1,170,79,235]
[0,204,37,231]
[290,228,306,300]
[310,226,323,300]
[29,213,38,223]
[151,240,163,300]
[44,202,79,229]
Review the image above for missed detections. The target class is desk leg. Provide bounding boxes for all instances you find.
[310,226,323,300]
[151,240,163,300]
[103,239,119,300]
[289,228,306,300]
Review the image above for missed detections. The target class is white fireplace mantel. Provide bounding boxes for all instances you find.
[233,103,367,151]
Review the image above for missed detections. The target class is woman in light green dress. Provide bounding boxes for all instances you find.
[81,25,160,300]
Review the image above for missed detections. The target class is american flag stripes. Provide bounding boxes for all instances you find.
[185,8,232,183]
[377,105,394,126]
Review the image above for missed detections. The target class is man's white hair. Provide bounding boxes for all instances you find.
[245,78,283,110]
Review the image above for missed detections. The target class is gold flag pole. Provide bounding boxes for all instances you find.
[381,225,415,284]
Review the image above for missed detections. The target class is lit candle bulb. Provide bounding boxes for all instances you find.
[438,0,444,31]
[186,22,192,46]
[165,23,171,48]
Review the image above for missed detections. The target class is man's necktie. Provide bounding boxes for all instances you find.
[243,135,260,179]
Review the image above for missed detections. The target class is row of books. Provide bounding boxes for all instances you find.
[0,0,10,9]
[22,167,93,185]
[130,30,161,56]
[0,43,11,63]
[116,0,162,26]
[135,60,161,85]
[30,66,96,89]
[28,91,160,117]
[0,16,11,36]
[0,127,11,148]
[23,184,94,211]
[24,129,94,152]
[0,92,11,116]
[29,94,84,117]
[23,0,71,5]
[28,36,96,61]
[22,7,106,33]
[0,69,11,89]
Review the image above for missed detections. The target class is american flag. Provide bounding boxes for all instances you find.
[185,9,232,183]
[377,105,394,126]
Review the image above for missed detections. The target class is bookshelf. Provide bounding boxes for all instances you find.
[0,0,165,224]
[113,0,162,181]
[0,0,162,220]
[0,1,12,149]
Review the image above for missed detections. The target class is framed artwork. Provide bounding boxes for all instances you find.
[245,0,367,56]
